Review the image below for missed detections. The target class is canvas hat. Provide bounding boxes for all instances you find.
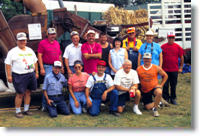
[143,53,152,59]
[48,28,56,34]
[70,31,79,38]
[146,31,154,36]
[87,30,96,35]
[53,61,62,68]
[167,31,175,37]
[16,32,27,40]
[127,27,135,34]
[97,60,106,67]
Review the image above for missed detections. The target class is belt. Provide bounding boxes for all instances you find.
[48,94,63,97]
[43,63,53,66]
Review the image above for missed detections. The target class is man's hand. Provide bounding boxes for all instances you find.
[74,100,80,108]
[47,99,53,106]
[67,69,73,77]
[36,73,39,79]
[178,68,183,73]
[40,68,45,76]
[92,71,96,76]
[113,69,117,74]
[87,98,92,107]
[126,46,130,50]
[61,68,65,74]
[102,91,107,101]
[7,75,12,83]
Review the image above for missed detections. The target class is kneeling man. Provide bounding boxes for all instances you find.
[114,59,142,115]
[137,53,168,117]
[85,60,120,116]
[42,61,70,118]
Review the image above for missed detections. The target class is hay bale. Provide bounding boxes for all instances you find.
[102,6,150,40]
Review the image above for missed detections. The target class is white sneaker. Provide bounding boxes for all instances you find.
[82,107,87,113]
[133,107,142,115]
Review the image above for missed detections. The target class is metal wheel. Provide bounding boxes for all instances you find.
[62,18,73,29]
[135,26,146,41]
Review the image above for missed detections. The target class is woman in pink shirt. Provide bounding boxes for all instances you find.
[68,60,91,114]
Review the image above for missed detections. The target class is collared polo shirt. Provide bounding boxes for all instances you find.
[63,43,83,66]
[42,72,68,95]
[110,48,126,75]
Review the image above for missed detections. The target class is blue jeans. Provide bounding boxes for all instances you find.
[69,66,76,74]
[104,67,111,75]
[69,91,92,115]
[89,89,118,116]
[47,95,70,117]
[42,64,53,107]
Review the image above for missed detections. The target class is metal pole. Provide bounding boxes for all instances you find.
[181,0,185,49]
[58,0,64,8]
[161,0,165,27]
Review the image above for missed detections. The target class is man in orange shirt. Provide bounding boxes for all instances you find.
[137,53,168,117]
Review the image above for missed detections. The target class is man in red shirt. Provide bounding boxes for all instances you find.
[161,31,185,105]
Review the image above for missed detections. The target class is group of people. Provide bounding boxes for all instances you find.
[4,26,185,118]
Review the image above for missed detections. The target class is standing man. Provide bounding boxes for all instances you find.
[63,31,83,77]
[114,59,142,115]
[37,28,64,111]
[85,60,119,116]
[137,53,168,117]
[5,32,39,118]
[161,31,185,105]
[81,30,102,75]
[42,61,70,118]
[98,32,113,75]
[123,27,143,70]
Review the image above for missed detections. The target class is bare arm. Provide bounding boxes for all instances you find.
[68,83,79,108]
[138,53,142,67]
[124,50,128,60]
[108,52,117,73]
[64,58,73,76]
[115,85,130,92]
[85,87,92,107]
[179,55,184,73]
[34,62,39,79]
[59,55,64,74]
[133,46,139,51]
[159,52,163,67]
[102,85,115,101]
[37,53,45,76]
[110,43,113,49]
[83,53,102,60]
[157,66,168,87]
[5,64,12,83]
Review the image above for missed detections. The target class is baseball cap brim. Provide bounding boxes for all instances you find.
[17,37,27,40]
[167,35,175,37]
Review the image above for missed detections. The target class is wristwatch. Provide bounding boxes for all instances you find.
[36,71,39,73]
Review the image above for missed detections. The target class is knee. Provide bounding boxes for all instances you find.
[135,89,141,96]
[112,89,118,96]
[49,112,57,118]
[73,109,81,115]
[155,89,162,97]
[145,103,153,110]
[89,108,99,116]
[16,93,24,99]
[25,90,31,96]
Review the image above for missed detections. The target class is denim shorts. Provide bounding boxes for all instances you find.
[12,72,37,94]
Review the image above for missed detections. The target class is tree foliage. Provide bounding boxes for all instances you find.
[0,0,23,21]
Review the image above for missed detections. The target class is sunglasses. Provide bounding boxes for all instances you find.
[128,32,135,34]
[75,66,81,69]
[168,37,175,39]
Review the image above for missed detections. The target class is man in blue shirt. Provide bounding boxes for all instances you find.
[42,61,70,118]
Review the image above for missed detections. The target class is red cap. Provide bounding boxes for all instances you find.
[97,60,106,67]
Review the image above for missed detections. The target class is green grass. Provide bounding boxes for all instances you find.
[0,73,191,127]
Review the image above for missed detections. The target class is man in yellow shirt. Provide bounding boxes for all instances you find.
[122,27,142,70]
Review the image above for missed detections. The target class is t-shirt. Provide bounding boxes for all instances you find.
[85,73,114,92]
[37,39,62,64]
[68,72,89,92]
[161,42,185,72]
[122,38,142,49]
[114,69,140,95]
[139,42,162,66]
[81,42,102,74]
[137,64,158,93]
[5,46,38,74]
[63,43,83,66]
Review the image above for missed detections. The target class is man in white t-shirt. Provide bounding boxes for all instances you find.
[63,31,83,77]
[85,60,120,116]
[5,32,38,118]
[114,59,142,115]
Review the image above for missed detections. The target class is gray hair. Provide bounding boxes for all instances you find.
[123,59,132,65]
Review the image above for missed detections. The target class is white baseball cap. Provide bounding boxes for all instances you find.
[70,31,79,38]
[53,61,62,68]
[143,53,152,59]
[167,31,175,37]
[146,31,154,36]
[16,32,27,40]
[87,30,96,35]
[48,28,56,34]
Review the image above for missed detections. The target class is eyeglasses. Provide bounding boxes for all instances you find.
[168,37,175,39]
[128,32,135,34]
[75,66,81,69]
